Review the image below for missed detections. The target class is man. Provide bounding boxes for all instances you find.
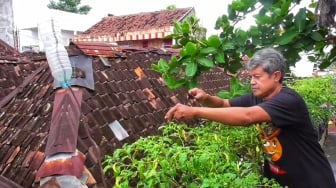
[165,48,336,188]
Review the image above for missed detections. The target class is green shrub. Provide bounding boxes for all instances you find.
[288,75,336,126]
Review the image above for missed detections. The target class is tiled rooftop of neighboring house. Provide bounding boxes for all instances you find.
[74,7,195,42]
[0,40,233,187]
[0,40,45,103]
[83,7,193,34]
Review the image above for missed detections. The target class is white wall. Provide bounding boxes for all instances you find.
[13,2,100,52]
[0,0,15,47]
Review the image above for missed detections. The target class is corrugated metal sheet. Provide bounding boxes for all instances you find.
[73,41,122,57]
[44,88,83,156]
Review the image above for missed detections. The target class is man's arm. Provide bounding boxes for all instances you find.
[165,104,271,126]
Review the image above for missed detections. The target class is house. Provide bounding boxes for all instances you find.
[0,39,232,187]
[74,7,197,49]
[17,9,99,52]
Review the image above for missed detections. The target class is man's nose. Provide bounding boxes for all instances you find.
[250,77,255,84]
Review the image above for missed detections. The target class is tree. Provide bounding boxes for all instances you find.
[152,0,336,90]
[47,0,91,15]
[166,5,177,10]
[315,0,336,27]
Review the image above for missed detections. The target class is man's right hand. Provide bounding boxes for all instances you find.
[189,88,229,108]
[188,88,209,104]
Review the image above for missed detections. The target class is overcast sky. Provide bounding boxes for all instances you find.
[13,0,234,36]
[13,0,312,36]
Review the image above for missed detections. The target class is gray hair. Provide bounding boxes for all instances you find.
[247,48,286,83]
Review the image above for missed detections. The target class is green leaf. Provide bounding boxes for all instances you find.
[307,56,316,62]
[227,60,243,73]
[164,33,177,39]
[231,0,249,11]
[178,153,187,165]
[173,22,182,33]
[222,42,235,50]
[236,29,248,44]
[294,8,307,32]
[181,22,191,34]
[293,42,305,49]
[254,15,273,25]
[319,59,331,69]
[179,38,189,46]
[169,56,180,69]
[280,0,291,15]
[310,32,324,41]
[180,48,188,57]
[197,57,214,68]
[249,26,259,36]
[185,42,199,57]
[188,77,199,89]
[273,8,282,17]
[151,64,160,72]
[215,52,225,63]
[277,30,298,45]
[207,35,222,48]
[186,61,197,77]
[155,58,169,73]
[200,47,217,54]
[163,74,186,89]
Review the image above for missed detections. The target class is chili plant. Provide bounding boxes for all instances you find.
[103,122,282,187]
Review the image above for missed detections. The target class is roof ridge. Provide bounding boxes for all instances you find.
[109,7,193,17]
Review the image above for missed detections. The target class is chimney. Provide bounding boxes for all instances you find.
[0,0,15,47]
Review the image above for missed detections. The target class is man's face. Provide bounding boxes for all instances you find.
[249,66,280,99]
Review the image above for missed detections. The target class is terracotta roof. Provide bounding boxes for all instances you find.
[83,7,193,34]
[0,40,20,58]
[74,7,195,42]
[0,39,45,102]
[0,41,231,187]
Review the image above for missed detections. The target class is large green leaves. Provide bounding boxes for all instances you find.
[207,35,222,48]
[186,61,197,77]
[217,77,251,98]
[277,30,298,45]
[310,32,324,41]
[294,8,307,32]
[152,0,332,90]
[198,57,214,68]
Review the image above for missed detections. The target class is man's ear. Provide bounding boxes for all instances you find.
[273,71,282,82]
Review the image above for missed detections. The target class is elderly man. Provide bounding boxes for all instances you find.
[165,48,336,188]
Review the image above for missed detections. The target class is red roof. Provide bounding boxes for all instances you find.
[74,7,195,42]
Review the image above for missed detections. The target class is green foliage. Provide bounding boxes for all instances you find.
[217,77,251,98]
[166,5,177,10]
[103,122,282,187]
[152,0,336,91]
[288,75,336,125]
[47,0,91,14]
